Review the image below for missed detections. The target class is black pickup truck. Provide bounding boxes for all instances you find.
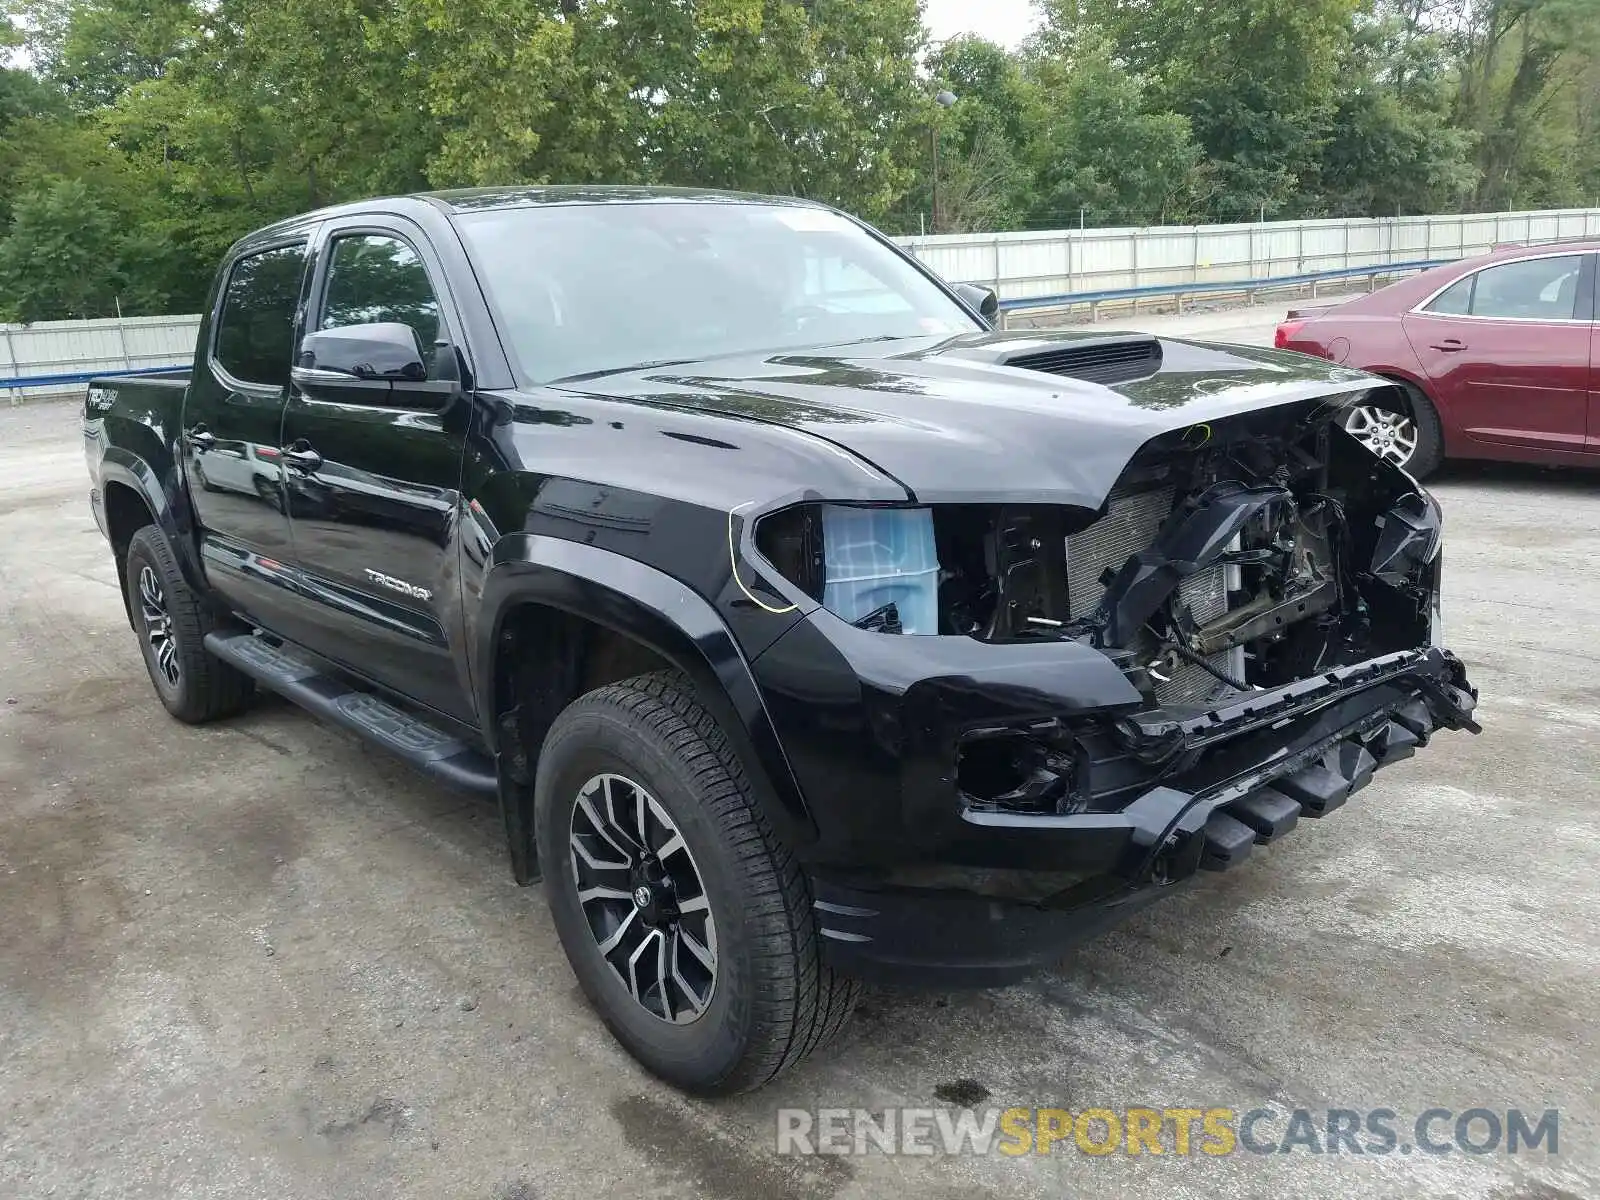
[83,186,1479,1094]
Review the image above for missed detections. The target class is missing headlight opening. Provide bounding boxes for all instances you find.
[754,387,1442,713]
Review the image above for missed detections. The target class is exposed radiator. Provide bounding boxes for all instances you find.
[1066,484,1238,705]
[1066,486,1174,617]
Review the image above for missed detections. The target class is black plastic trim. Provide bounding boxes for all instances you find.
[205,630,496,795]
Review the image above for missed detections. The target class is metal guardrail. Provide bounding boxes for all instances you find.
[996,258,1453,320]
[900,207,1600,301]
[0,254,1500,392]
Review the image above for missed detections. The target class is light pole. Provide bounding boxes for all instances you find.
[931,89,957,234]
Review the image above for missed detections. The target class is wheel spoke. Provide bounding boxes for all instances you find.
[568,772,719,1026]
[626,928,668,1015]
[570,831,631,875]
[1345,408,1376,434]
[676,925,716,973]
[1345,405,1418,466]
[576,883,634,906]
[669,930,713,1017]
[156,637,179,686]
[653,930,672,1021]
[595,905,640,956]
[636,787,652,854]
[576,785,635,866]
[137,566,180,686]
[671,967,710,1017]
[603,776,644,852]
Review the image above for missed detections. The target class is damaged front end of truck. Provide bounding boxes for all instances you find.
[737,363,1479,984]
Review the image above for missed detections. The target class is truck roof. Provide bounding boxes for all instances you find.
[233,185,824,251]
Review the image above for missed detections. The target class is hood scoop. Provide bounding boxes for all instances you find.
[1002,334,1163,386]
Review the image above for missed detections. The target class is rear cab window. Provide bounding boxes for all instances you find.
[213,243,309,387]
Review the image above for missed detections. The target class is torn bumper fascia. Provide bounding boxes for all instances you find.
[953,646,1477,878]
[803,644,1478,985]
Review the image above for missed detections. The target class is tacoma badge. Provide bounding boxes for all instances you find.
[364,569,432,601]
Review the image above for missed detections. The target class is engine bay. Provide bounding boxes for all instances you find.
[936,419,1439,708]
[757,393,1443,714]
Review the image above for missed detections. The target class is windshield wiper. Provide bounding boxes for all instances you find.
[550,358,701,384]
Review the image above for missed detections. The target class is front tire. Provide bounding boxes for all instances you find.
[125,525,254,723]
[535,672,858,1094]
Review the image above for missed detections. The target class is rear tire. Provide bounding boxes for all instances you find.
[125,525,254,723]
[535,671,858,1095]
[1343,381,1444,478]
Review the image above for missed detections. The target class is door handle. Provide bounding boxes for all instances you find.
[1430,338,1466,352]
[185,424,215,450]
[281,441,323,472]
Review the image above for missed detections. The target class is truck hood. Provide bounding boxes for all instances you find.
[558,329,1381,508]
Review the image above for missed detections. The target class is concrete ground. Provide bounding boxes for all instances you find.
[2,306,1597,1199]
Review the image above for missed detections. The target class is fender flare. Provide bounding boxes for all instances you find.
[98,448,207,600]
[475,534,817,854]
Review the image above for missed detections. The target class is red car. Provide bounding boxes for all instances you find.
[1275,242,1598,476]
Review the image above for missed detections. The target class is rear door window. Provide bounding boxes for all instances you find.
[1423,276,1473,316]
[1467,256,1584,321]
[213,244,308,387]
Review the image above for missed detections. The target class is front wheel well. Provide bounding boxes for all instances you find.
[1370,374,1429,412]
[491,604,680,883]
[494,605,678,729]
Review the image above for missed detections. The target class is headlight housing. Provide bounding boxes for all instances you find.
[757,503,940,634]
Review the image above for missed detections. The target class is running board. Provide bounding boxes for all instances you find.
[204,631,497,796]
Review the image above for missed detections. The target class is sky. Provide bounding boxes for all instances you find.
[924,0,1042,49]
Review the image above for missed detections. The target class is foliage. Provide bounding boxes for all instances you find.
[1024,35,1205,227]
[0,0,1598,320]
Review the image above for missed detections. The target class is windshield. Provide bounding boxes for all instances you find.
[453,202,980,384]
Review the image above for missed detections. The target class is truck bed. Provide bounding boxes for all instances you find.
[83,373,193,527]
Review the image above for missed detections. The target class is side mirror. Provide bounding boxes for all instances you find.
[953,283,1001,326]
[291,322,457,406]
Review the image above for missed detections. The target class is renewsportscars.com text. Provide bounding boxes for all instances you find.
[775,1106,1560,1158]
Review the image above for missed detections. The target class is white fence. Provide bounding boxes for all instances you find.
[2,314,200,403]
[7,206,1600,401]
[894,208,1600,301]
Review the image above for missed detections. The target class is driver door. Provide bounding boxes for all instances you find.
[277,219,475,722]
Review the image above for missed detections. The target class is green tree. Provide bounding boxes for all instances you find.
[1044,0,1362,217]
[1319,3,1479,214]
[10,0,197,107]
[920,36,1039,231]
[0,178,147,319]
[1453,0,1600,208]
[1024,36,1203,226]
